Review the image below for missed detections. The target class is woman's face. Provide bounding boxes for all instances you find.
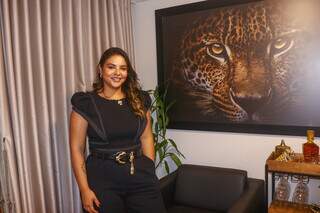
[101,54,128,91]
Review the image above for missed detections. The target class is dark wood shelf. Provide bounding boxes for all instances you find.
[266,152,320,176]
[266,152,320,212]
[269,200,314,213]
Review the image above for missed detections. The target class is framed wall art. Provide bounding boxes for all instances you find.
[155,0,320,136]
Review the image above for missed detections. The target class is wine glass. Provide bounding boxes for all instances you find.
[292,176,309,204]
[274,174,291,201]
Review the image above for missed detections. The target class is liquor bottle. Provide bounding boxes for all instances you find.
[303,130,319,162]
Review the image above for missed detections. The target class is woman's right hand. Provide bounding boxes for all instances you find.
[81,188,101,213]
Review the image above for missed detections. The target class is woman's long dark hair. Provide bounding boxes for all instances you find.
[92,47,146,117]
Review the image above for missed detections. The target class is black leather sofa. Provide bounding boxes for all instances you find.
[159,164,265,213]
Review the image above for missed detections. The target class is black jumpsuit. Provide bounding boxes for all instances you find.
[71,91,166,213]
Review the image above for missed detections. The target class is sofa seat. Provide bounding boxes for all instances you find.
[160,164,266,213]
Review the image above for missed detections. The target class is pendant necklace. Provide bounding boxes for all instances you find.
[101,92,123,106]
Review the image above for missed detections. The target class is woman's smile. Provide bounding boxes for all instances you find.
[101,54,128,90]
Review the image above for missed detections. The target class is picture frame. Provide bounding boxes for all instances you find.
[155,0,320,136]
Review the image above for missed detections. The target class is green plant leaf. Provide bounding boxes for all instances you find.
[170,153,182,167]
[150,115,154,124]
[154,122,158,133]
[158,139,168,149]
[151,85,184,174]
[158,148,165,161]
[168,139,185,158]
[165,116,169,127]
[165,100,176,112]
[164,160,170,174]
[163,86,168,99]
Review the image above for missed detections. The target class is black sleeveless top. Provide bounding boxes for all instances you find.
[71,91,151,150]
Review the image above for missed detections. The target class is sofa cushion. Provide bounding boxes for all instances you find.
[168,205,223,213]
[174,164,247,212]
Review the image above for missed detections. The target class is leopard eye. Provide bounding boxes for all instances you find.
[210,43,224,54]
[270,36,294,58]
[274,38,287,49]
[206,43,227,63]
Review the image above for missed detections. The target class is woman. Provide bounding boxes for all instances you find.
[69,47,166,213]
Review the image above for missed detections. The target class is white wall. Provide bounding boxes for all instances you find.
[132,0,320,204]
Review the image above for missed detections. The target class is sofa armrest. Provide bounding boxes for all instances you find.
[228,178,266,213]
[159,170,178,209]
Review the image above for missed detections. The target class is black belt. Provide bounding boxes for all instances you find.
[90,148,142,162]
[90,146,142,175]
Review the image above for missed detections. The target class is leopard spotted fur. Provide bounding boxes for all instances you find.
[173,0,316,123]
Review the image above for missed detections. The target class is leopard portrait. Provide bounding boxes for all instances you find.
[171,0,319,124]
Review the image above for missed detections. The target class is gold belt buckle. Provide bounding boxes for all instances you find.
[115,151,127,164]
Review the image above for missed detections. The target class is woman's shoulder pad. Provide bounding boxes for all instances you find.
[71,91,91,105]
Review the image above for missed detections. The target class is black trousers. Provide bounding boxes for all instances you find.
[85,154,166,213]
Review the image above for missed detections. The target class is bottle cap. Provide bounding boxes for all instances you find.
[307,130,315,141]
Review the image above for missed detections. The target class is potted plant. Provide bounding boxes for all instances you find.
[149,86,184,174]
